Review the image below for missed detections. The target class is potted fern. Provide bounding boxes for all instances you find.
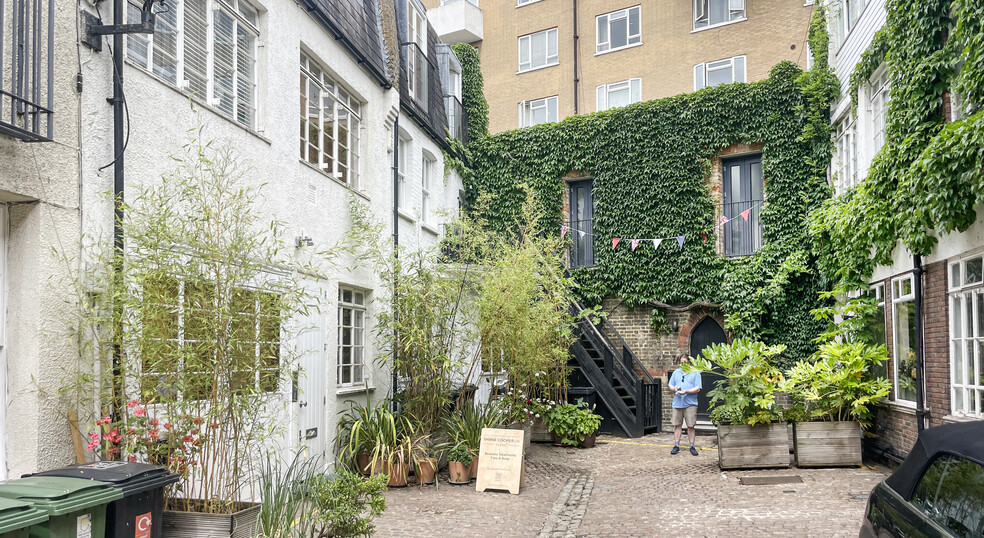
[781,342,890,467]
[685,339,789,470]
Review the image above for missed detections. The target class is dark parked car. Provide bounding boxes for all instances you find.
[860,421,984,538]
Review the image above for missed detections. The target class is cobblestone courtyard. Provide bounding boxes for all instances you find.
[373,432,891,537]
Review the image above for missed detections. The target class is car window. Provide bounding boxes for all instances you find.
[911,453,984,537]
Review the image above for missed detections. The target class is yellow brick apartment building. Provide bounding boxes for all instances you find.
[423,0,816,133]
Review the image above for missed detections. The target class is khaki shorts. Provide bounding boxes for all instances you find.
[671,406,698,428]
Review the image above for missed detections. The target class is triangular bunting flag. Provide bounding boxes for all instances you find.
[702,233,708,243]
[612,237,621,250]
[578,230,586,238]
[676,235,685,248]
[719,215,727,225]
[652,239,663,250]
[561,225,569,239]
[740,208,751,221]
[631,239,640,251]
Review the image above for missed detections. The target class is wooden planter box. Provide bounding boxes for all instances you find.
[717,423,790,470]
[163,503,260,538]
[530,416,552,443]
[793,421,862,468]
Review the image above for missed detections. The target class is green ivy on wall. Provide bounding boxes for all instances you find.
[451,43,489,142]
[811,0,984,284]
[459,10,838,366]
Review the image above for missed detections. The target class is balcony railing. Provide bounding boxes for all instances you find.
[1,0,55,142]
[445,95,468,145]
[722,199,763,257]
[403,42,428,109]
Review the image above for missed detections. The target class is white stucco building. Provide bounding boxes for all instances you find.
[0,0,466,478]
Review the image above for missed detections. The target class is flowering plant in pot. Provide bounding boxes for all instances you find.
[544,400,601,448]
[445,444,473,484]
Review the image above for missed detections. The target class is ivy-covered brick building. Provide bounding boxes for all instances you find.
[817,0,984,460]
[459,12,838,431]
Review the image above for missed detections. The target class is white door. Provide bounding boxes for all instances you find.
[294,282,328,461]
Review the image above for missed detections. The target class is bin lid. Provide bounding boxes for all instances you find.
[0,497,48,533]
[0,477,123,516]
[33,462,180,495]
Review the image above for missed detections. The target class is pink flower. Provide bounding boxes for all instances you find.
[86,440,99,451]
[148,419,159,426]
[133,408,146,417]
[163,422,173,430]
[128,455,137,462]
[148,429,159,440]
[88,432,99,441]
[127,400,139,409]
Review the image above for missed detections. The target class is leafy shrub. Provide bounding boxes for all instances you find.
[545,400,602,446]
[445,444,474,466]
[685,339,787,426]
[310,470,387,538]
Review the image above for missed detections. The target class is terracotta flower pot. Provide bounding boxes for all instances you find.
[579,432,597,448]
[356,452,373,475]
[468,455,479,480]
[386,461,409,487]
[416,458,437,485]
[447,461,471,484]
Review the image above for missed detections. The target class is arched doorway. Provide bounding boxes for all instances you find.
[689,317,727,422]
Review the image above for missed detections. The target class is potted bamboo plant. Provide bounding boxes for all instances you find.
[686,339,790,470]
[782,342,890,467]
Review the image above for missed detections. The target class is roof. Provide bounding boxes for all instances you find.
[301,0,391,89]
[884,420,984,500]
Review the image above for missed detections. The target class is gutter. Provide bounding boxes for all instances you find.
[391,115,400,402]
[913,254,926,432]
[573,0,579,114]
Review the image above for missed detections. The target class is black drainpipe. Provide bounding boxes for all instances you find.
[391,116,400,405]
[111,0,126,417]
[572,0,579,114]
[913,254,926,432]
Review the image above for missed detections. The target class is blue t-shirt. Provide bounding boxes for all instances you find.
[669,368,702,409]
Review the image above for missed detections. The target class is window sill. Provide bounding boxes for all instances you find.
[517,62,559,76]
[336,385,374,396]
[125,59,271,145]
[886,400,917,413]
[941,413,983,423]
[422,222,440,235]
[398,209,416,223]
[515,0,545,7]
[299,160,369,201]
[595,42,643,57]
[691,17,747,34]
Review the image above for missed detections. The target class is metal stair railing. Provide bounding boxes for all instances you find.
[571,299,662,433]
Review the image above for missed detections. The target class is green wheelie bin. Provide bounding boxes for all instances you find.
[33,462,179,538]
[0,476,121,538]
[0,498,48,538]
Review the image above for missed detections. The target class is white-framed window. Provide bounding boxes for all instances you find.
[693,55,746,90]
[140,277,282,402]
[397,135,410,210]
[128,0,259,129]
[868,67,890,154]
[865,282,889,379]
[834,113,858,194]
[449,67,462,100]
[518,96,558,127]
[422,154,435,224]
[892,275,918,405]
[337,286,366,387]
[300,53,362,188]
[518,28,558,72]
[596,78,641,111]
[516,0,541,5]
[834,0,868,44]
[407,0,428,103]
[949,253,984,417]
[596,6,641,54]
[693,0,745,31]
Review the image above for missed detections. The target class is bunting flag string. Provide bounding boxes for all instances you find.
[557,201,763,253]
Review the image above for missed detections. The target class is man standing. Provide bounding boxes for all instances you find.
[668,353,702,455]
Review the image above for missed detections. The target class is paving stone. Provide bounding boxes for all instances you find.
[372,432,891,537]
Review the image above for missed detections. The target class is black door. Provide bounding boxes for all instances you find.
[689,317,727,422]
[722,154,763,256]
[569,180,594,267]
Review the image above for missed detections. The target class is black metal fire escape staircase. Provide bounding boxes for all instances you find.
[567,300,662,437]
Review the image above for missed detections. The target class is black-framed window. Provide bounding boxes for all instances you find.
[569,180,594,267]
[722,154,763,256]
